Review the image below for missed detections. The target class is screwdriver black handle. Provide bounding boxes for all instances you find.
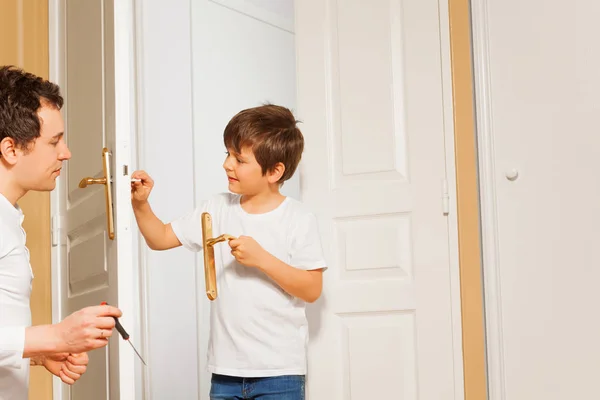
[101,302,129,340]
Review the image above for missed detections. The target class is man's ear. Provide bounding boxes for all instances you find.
[0,137,19,165]
[267,162,286,184]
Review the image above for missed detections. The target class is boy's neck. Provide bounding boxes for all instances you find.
[240,188,286,214]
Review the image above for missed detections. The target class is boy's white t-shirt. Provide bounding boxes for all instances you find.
[170,193,326,377]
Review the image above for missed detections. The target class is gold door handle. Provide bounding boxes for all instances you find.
[79,177,107,187]
[78,148,115,240]
[201,212,236,301]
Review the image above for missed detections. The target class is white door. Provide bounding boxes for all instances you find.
[296,0,461,399]
[473,0,600,399]
[50,0,138,399]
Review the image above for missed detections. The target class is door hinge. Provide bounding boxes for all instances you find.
[442,178,450,215]
[51,214,63,246]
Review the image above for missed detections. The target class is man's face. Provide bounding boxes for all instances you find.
[222,146,269,195]
[14,106,71,191]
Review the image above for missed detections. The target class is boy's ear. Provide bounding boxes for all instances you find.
[0,137,19,165]
[267,162,286,184]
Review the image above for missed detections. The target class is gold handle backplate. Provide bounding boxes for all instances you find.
[201,212,236,301]
[78,148,115,240]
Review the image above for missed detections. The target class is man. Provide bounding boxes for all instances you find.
[0,65,122,398]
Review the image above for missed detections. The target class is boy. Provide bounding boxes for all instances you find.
[131,104,326,400]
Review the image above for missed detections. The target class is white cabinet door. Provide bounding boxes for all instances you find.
[473,0,600,399]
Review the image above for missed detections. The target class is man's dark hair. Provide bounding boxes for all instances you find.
[224,104,304,183]
[0,65,63,156]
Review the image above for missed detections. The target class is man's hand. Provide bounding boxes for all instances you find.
[53,305,121,354]
[42,353,89,385]
[228,236,269,268]
[131,170,154,205]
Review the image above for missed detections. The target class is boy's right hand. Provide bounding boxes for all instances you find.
[131,170,154,205]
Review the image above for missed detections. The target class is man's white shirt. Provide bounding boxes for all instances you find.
[0,193,33,399]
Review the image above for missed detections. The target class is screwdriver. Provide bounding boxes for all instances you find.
[101,302,147,365]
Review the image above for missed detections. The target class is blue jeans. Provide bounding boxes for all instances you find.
[210,374,305,400]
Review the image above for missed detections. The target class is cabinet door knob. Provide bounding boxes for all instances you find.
[505,169,519,181]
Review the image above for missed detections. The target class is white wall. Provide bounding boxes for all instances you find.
[136,0,199,398]
[136,0,296,398]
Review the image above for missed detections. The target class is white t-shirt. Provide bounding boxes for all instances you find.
[0,193,33,399]
[171,193,326,377]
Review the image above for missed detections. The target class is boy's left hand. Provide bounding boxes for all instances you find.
[229,236,269,268]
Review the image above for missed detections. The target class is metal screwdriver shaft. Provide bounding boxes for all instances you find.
[101,302,147,365]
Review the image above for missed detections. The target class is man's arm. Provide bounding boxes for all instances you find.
[23,325,64,358]
[132,201,181,250]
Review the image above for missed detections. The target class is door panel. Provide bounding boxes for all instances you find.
[61,0,116,398]
[53,0,136,398]
[296,0,458,398]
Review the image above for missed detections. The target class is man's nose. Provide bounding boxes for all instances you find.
[59,145,72,161]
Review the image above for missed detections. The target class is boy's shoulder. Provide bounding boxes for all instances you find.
[283,196,314,217]
[282,197,321,231]
[204,192,240,208]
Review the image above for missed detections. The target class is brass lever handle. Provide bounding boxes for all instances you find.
[78,148,115,240]
[78,177,107,188]
[206,234,236,247]
[201,212,236,301]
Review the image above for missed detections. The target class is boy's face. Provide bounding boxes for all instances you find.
[11,106,71,192]
[223,146,270,195]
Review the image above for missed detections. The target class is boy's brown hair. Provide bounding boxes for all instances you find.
[224,104,304,184]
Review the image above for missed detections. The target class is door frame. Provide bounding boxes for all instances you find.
[448,0,489,399]
[48,0,147,398]
[439,0,468,397]
[0,1,54,399]
[470,0,505,399]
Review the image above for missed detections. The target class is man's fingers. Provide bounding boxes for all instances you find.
[83,304,121,318]
[59,370,76,385]
[68,353,89,366]
[99,305,122,318]
[88,338,109,351]
[94,316,117,330]
[65,360,87,375]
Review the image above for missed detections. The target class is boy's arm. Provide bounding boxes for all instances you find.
[259,254,324,303]
[132,201,181,251]
[130,170,181,251]
[229,235,325,303]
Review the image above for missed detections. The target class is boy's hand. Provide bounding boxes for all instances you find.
[131,170,154,204]
[229,236,269,268]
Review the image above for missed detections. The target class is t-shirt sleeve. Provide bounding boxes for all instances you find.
[0,327,25,369]
[289,213,328,271]
[170,200,209,252]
